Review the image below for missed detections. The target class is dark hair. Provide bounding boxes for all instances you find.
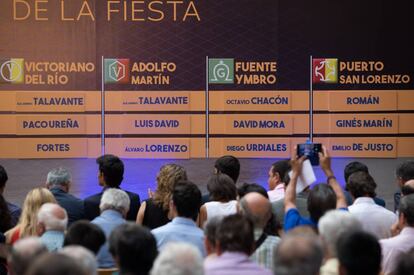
[207,174,237,202]
[214,155,240,183]
[337,231,381,275]
[26,253,86,275]
[402,184,414,196]
[173,181,202,221]
[63,220,106,254]
[237,183,268,199]
[396,161,414,182]
[344,161,369,183]
[0,165,8,189]
[0,194,12,232]
[399,194,414,226]
[307,184,336,223]
[109,223,157,275]
[394,248,414,275]
[216,214,254,255]
[271,160,291,183]
[346,171,377,198]
[96,154,124,187]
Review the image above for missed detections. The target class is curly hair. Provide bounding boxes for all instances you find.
[153,164,187,210]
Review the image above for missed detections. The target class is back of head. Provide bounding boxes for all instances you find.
[203,216,223,254]
[402,180,414,196]
[60,245,97,275]
[109,223,157,275]
[96,154,124,187]
[64,220,106,254]
[150,242,203,275]
[37,203,68,232]
[10,237,47,275]
[396,160,414,183]
[154,163,187,210]
[26,253,87,275]
[237,183,268,199]
[346,171,377,198]
[0,165,8,189]
[393,248,414,275]
[318,210,362,257]
[207,174,237,202]
[399,194,414,227]
[274,233,323,275]
[214,155,240,183]
[239,192,271,229]
[271,160,291,183]
[99,188,130,215]
[337,231,381,275]
[46,167,71,189]
[172,181,201,221]
[344,161,369,183]
[307,184,336,223]
[216,213,254,255]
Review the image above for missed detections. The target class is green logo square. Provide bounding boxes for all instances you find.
[208,58,234,84]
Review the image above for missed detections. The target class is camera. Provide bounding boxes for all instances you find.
[297,143,322,166]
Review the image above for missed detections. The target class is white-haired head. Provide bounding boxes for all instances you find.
[99,188,130,216]
[37,203,68,232]
[46,167,71,189]
[59,245,97,275]
[150,243,203,275]
[10,237,47,275]
[318,210,363,257]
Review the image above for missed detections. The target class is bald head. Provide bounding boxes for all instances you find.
[37,203,68,232]
[239,192,271,229]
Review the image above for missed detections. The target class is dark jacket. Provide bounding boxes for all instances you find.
[50,187,85,226]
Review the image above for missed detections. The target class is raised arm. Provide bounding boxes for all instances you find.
[284,151,306,213]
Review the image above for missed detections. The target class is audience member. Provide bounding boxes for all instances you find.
[284,146,347,231]
[239,192,280,270]
[0,194,12,233]
[26,253,87,275]
[204,214,272,275]
[237,183,268,199]
[92,188,130,268]
[8,237,47,275]
[151,243,203,275]
[337,231,381,275]
[203,216,222,261]
[347,171,397,238]
[60,245,98,275]
[37,203,68,251]
[273,232,323,275]
[381,194,414,274]
[63,220,106,255]
[393,248,414,275]
[84,154,140,221]
[343,161,386,207]
[199,174,237,227]
[267,160,290,202]
[152,181,205,256]
[136,164,187,229]
[45,167,85,225]
[318,210,362,275]
[394,160,414,211]
[109,223,157,275]
[401,179,414,196]
[0,165,21,227]
[5,187,56,244]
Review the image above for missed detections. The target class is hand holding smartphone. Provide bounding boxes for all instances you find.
[296,143,322,166]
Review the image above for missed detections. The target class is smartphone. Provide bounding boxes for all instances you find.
[297,143,322,166]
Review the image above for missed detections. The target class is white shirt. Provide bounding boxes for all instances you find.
[205,200,237,221]
[267,184,285,203]
[349,197,397,239]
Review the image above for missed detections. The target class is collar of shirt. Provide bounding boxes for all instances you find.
[172,217,197,226]
[100,209,123,219]
[254,229,264,241]
[42,230,64,237]
[353,197,376,205]
[219,251,249,261]
[400,227,414,236]
[272,184,285,191]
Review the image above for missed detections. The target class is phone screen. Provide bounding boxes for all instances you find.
[297,143,322,166]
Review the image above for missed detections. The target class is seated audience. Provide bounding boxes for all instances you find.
[152,181,205,256]
[26,253,87,275]
[203,216,222,262]
[37,203,68,251]
[393,248,414,275]
[204,214,272,275]
[5,187,57,244]
[267,160,290,202]
[109,223,157,275]
[381,194,414,274]
[401,179,414,196]
[394,160,414,211]
[136,164,187,229]
[239,192,280,271]
[284,146,347,231]
[8,237,48,275]
[347,171,397,239]
[45,167,85,225]
[63,220,106,255]
[0,165,21,227]
[199,174,237,227]
[337,231,381,275]
[92,188,130,268]
[318,210,363,275]
[60,245,98,275]
[84,154,140,221]
[151,243,203,275]
[273,231,323,275]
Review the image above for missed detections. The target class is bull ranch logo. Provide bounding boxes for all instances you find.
[0,58,24,84]
[104,59,130,84]
[312,58,338,84]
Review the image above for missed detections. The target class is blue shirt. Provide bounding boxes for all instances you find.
[152,217,206,257]
[92,209,126,268]
[284,208,316,232]
[40,230,65,252]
